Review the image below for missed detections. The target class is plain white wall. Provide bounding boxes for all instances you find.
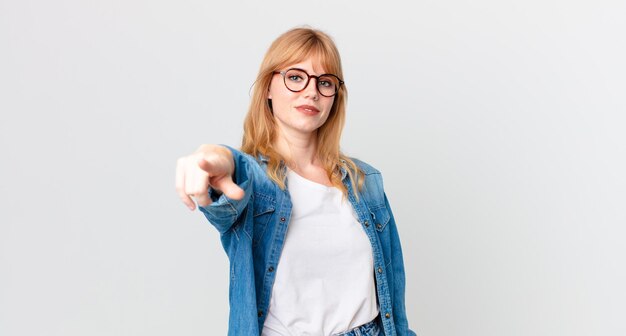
[1,0,625,335]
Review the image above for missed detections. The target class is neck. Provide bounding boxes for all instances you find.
[274,127,320,171]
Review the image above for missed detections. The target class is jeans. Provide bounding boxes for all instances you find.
[332,315,382,336]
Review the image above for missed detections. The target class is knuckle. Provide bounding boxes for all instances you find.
[188,188,205,196]
[177,157,188,166]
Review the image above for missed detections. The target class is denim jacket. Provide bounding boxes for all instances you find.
[199,146,417,336]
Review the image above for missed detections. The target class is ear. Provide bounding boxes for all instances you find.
[267,86,272,100]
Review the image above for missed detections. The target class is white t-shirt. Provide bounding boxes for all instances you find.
[261,169,379,336]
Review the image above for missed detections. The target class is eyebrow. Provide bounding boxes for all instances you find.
[288,65,327,75]
[289,68,334,77]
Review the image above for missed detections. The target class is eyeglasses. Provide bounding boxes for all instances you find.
[273,68,344,97]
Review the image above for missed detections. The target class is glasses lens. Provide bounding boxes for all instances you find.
[318,75,339,97]
[284,69,308,92]
[282,69,340,97]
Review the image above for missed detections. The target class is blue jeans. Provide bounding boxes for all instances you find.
[332,315,382,336]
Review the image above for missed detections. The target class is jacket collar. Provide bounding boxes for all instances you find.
[257,154,348,181]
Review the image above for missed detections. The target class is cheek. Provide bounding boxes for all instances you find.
[269,82,294,103]
[268,77,282,99]
[268,91,293,116]
[323,98,335,113]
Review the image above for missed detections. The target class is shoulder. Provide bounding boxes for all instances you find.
[220,145,277,189]
[348,157,386,197]
[349,157,382,176]
[222,145,257,163]
[349,157,389,210]
[221,145,269,173]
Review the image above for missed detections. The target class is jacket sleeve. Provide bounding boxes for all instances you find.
[198,145,255,234]
[385,193,418,336]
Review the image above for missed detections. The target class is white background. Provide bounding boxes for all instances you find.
[1,0,625,335]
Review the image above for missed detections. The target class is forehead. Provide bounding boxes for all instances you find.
[285,57,328,75]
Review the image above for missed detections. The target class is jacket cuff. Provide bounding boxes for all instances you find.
[198,145,254,234]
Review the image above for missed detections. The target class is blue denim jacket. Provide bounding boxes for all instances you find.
[199,146,417,336]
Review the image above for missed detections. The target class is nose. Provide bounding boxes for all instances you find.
[303,76,319,100]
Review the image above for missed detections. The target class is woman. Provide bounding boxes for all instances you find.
[175,27,416,336]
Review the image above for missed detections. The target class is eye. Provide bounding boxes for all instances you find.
[288,75,303,82]
[285,70,306,82]
[318,80,332,87]
[318,77,336,88]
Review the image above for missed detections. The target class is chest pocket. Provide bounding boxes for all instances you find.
[251,192,276,246]
[369,205,391,232]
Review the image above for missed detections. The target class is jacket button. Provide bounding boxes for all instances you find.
[376,223,382,229]
[280,217,286,222]
[268,266,274,272]
[258,310,263,317]
[377,267,383,273]
[385,312,391,318]
[364,220,369,227]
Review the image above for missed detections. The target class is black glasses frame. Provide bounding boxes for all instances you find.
[273,68,344,97]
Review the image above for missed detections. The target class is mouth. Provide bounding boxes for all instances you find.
[295,105,320,115]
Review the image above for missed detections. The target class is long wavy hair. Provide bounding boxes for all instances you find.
[241,27,363,195]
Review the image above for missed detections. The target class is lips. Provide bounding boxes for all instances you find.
[295,105,320,115]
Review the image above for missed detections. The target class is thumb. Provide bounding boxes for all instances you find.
[197,157,223,175]
[212,175,245,200]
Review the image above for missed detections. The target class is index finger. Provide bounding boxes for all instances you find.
[176,158,196,210]
[197,157,218,174]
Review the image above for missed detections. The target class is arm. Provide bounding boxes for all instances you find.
[385,193,418,336]
[175,144,251,233]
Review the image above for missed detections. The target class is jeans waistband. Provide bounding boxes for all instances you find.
[332,315,381,336]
